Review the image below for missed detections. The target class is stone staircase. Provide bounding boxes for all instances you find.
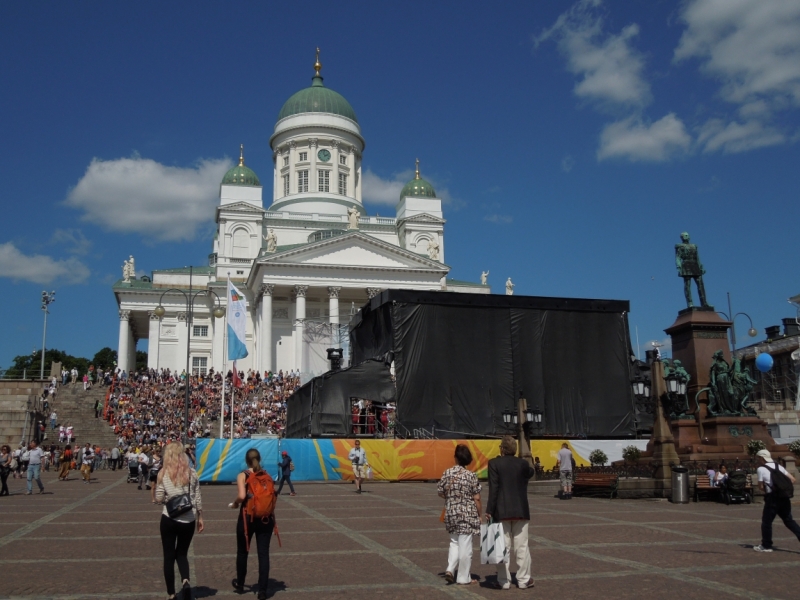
[48,384,119,449]
[0,380,45,446]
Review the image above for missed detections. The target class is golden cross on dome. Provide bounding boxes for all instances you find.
[239,144,244,166]
[314,47,322,75]
[415,158,420,179]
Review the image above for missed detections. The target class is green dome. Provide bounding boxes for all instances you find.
[222,147,261,186]
[400,160,436,199]
[278,75,358,123]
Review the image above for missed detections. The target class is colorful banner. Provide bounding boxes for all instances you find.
[226,279,248,360]
[195,438,649,483]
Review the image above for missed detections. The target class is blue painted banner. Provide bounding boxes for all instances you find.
[195,438,279,482]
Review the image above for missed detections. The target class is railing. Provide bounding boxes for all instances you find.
[263,210,397,226]
[535,458,760,481]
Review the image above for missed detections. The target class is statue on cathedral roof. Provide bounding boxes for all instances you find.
[347,206,360,230]
[481,270,489,285]
[427,238,440,261]
[505,277,514,296]
[122,255,135,283]
[263,229,278,253]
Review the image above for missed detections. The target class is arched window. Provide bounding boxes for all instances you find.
[232,228,249,258]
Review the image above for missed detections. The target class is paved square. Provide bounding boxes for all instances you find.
[1,470,800,599]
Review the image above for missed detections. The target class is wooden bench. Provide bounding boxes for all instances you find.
[694,474,752,503]
[572,473,618,499]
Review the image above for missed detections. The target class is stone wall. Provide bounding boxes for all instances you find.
[0,380,46,446]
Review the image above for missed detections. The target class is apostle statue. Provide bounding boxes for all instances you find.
[675,232,710,309]
[347,206,360,230]
[122,255,135,283]
[505,277,515,296]
[427,238,440,261]
[263,229,278,253]
[480,270,489,285]
[128,255,135,279]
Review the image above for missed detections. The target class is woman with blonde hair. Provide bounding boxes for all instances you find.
[155,442,204,600]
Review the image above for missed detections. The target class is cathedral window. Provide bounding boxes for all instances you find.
[339,154,347,165]
[283,156,289,167]
[283,174,289,197]
[318,170,330,193]
[338,173,348,196]
[297,170,309,193]
[193,325,208,337]
[192,357,208,375]
[298,151,308,162]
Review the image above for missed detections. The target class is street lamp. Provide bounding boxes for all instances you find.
[40,290,56,380]
[718,292,757,353]
[153,267,225,442]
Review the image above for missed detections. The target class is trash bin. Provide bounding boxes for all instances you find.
[671,465,690,504]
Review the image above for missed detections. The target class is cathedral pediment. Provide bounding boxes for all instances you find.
[216,202,266,217]
[256,232,448,272]
[398,212,446,224]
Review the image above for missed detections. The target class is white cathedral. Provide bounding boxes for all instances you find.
[113,53,488,378]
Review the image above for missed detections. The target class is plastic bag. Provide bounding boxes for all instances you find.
[480,521,509,565]
[366,466,373,479]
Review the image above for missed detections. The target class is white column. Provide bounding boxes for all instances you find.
[289,140,297,194]
[128,327,136,374]
[212,311,225,373]
[294,285,308,373]
[310,138,318,193]
[147,311,161,369]
[177,312,189,376]
[260,284,274,374]
[328,287,341,346]
[118,310,130,373]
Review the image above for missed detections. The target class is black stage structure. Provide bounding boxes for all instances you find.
[349,290,637,439]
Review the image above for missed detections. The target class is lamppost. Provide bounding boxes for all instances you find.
[718,292,757,353]
[631,350,680,483]
[40,290,56,380]
[501,392,535,467]
[153,268,225,442]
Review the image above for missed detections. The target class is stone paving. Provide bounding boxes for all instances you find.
[2,469,800,600]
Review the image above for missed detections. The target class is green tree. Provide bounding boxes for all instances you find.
[6,348,90,379]
[136,350,148,372]
[92,347,118,370]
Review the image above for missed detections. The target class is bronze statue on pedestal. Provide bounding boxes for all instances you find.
[675,232,711,309]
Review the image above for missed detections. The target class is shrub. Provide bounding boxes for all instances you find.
[788,440,800,458]
[589,449,608,466]
[747,439,766,457]
[622,445,641,463]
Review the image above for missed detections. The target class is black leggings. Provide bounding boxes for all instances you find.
[236,512,274,594]
[160,514,195,595]
[0,467,9,495]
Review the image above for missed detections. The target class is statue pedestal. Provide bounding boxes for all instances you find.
[665,308,732,415]
[672,416,782,460]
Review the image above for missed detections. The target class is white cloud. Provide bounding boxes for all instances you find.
[50,229,91,256]
[561,155,576,172]
[535,0,651,109]
[361,169,413,206]
[65,156,232,242]
[597,114,691,161]
[0,242,90,285]
[484,214,513,224]
[697,118,786,153]
[675,0,800,112]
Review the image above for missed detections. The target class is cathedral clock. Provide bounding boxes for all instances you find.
[317,149,331,162]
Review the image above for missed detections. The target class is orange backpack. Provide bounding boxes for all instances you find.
[242,470,280,549]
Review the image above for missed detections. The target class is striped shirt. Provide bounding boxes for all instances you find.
[155,469,202,523]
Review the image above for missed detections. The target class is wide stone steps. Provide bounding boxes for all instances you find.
[48,385,118,449]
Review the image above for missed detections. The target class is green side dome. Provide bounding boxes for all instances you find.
[400,159,437,200]
[278,55,357,123]
[222,146,261,186]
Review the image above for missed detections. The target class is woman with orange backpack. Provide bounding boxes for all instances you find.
[230,448,277,600]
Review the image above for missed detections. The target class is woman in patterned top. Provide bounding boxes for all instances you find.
[438,444,482,585]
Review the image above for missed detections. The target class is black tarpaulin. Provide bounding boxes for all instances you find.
[350,290,636,439]
[286,359,396,438]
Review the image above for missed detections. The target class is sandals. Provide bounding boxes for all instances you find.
[444,572,455,584]
[519,580,535,589]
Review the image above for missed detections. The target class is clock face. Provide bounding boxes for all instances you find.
[317,149,331,162]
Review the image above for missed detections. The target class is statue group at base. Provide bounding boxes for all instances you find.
[704,350,757,417]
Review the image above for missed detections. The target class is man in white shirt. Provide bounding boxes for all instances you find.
[80,443,94,484]
[754,449,800,552]
[348,439,369,494]
[26,440,45,495]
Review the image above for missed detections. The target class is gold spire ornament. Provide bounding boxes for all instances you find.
[239,144,244,166]
[314,47,322,76]
[415,158,420,179]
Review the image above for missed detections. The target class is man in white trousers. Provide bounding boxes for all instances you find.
[486,435,536,589]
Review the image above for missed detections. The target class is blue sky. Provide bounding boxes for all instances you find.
[1,0,799,369]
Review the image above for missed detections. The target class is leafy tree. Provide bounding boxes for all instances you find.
[6,348,90,379]
[92,347,118,370]
[589,449,608,466]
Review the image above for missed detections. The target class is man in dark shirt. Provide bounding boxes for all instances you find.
[486,436,536,589]
[276,451,295,496]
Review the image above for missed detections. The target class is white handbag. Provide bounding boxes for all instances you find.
[480,521,509,565]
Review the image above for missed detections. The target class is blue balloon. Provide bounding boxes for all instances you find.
[755,353,774,373]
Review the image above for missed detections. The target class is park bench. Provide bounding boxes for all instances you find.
[572,472,618,499]
[694,474,752,503]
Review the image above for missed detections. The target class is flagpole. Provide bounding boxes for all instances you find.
[220,275,228,439]
[231,361,236,439]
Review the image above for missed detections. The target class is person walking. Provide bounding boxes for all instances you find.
[110,446,120,471]
[155,442,204,600]
[50,410,57,431]
[0,445,12,496]
[438,444,482,586]
[753,449,800,552]
[556,442,574,499]
[348,439,369,494]
[230,448,277,599]
[59,445,72,480]
[26,440,45,495]
[80,443,94,484]
[150,450,162,503]
[486,436,536,589]
[276,450,295,496]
